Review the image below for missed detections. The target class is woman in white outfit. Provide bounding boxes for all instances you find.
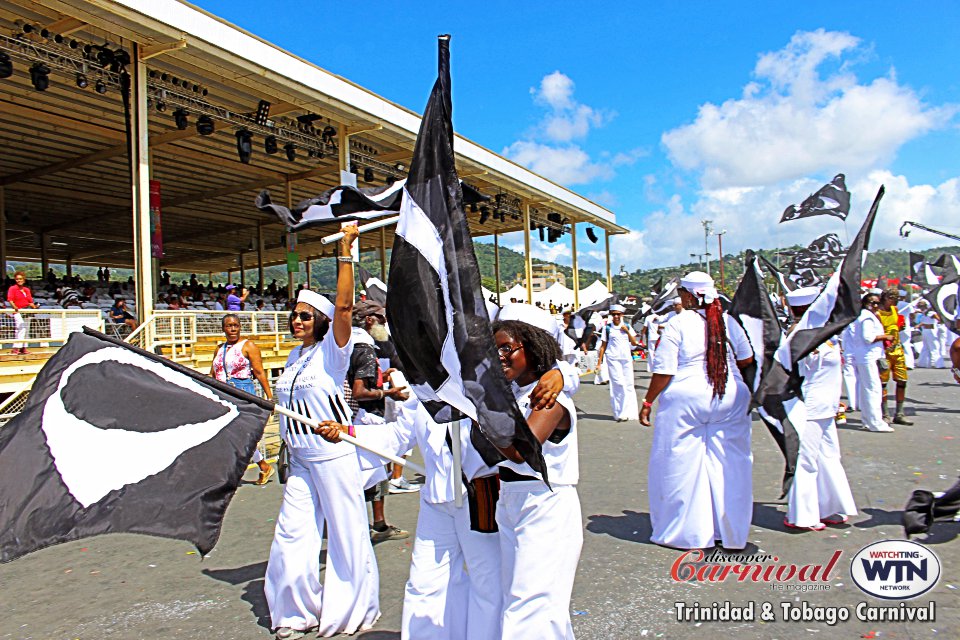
[492,317,581,640]
[918,311,941,368]
[782,287,858,531]
[596,304,639,421]
[839,323,859,412]
[640,272,755,550]
[264,225,380,640]
[851,292,896,433]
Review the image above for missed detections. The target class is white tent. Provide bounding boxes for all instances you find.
[578,280,611,308]
[534,281,575,308]
[503,283,528,302]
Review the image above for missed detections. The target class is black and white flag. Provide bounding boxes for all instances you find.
[924,273,959,323]
[758,254,797,293]
[931,253,960,280]
[385,36,546,479]
[755,186,883,495]
[780,174,851,223]
[910,251,940,286]
[730,252,784,393]
[357,265,388,306]
[650,276,664,296]
[256,181,404,231]
[0,329,272,563]
[788,265,824,288]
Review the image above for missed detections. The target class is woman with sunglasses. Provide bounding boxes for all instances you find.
[211,313,274,485]
[492,307,582,640]
[851,292,897,432]
[264,225,380,640]
[639,271,755,551]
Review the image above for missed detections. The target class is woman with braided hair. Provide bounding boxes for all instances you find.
[639,271,755,550]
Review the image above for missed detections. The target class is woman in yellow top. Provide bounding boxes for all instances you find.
[875,289,912,425]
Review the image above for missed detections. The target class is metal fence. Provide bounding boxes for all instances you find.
[0,308,104,350]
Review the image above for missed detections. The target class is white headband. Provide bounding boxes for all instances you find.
[297,289,336,321]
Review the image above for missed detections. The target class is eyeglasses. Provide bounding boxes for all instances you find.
[290,311,313,322]
[866,301,880,307]
[496,343,523,359]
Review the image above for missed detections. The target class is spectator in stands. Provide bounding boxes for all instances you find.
[168,295,182,311]
[226,284,248,311]
[103,267,110,282]
[110,298,138,331]
[81,283,96,302]
[160,270,170,286]
[7,271,38,355]
[46,268,57,286]
[214,293,226,311]
[97,267,104,283]
[256,299,266,312]
[56,286,82,309]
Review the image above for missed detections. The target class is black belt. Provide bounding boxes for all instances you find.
[499,467,537,483]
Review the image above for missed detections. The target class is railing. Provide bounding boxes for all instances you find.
[0,308,105,351]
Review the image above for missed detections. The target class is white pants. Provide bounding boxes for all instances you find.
[265,453,380,636]
[919,329,940,368]
[13,313,27,350]
[855,362,887,431]
[901,332,915,369]
[842,357,859,411]
[786,418,858,527]
[402,497,501,640]
[252,448,264,464]
[646,342,655,373]
[498,482,582,640]
[593,356,609,384]
[606,358,638,421]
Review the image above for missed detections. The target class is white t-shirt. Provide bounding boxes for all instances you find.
[602,321,636,360]
[853,309,884,363]
[498,380,578,486]
[275,333,355,461]
[644,314,662,343]
[799,340,842,419]
[652,310,753,376]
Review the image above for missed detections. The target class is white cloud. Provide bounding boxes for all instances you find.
[504,71,637,187]
[662,29,956,189]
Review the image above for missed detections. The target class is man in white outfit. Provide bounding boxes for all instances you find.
[596,304,639,421]
[851,292,896,432]
[643,312,663,373]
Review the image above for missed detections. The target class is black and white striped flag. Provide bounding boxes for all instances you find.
[758,254,797,293]
[255,181,404,231]
[780,174,851,223]
[385,36,547,479]
[924,273,959,324]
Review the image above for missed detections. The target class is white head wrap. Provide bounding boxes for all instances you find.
[672,297,682,305]
[608,304,626,313]
[680,271,718,304]
[297,289,336,320]
[785,286,820,307]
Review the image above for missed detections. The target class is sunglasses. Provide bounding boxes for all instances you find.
[866,301,880,307]
[290,311,314,322]
[497,344,523,359]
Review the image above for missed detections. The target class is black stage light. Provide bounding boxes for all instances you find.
[75,72,88,89]
[40,28,52,39]
[470,203,479,214]
[235,129,253,164]
[96,46,114,67]
[264,135,278,154]
[196,115,215,136]
[69,40,79,49]
[173,108,189,130]
[586,227,599,244]
[255,100,271,126]
[29,63,50,91]
[54,34,64,44]
[95,79,107,94]
[385,175,395,185]
[113,48,131,67]
[0,53,12,79]
[155,100,166,112]
[284,143,296,162]
[478,207,490,225]
[538,227,545,242]
[363,167,374,182]
[322,125,336,144]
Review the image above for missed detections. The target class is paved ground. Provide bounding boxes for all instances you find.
[2,365,959,639]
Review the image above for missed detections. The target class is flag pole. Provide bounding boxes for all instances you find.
[321,215,400,245]
[272,404,426,475]
[451,419,463,507]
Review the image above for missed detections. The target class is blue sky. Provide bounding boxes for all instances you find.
[195,0,960,272]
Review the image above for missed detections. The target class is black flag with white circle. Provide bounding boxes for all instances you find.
[0,329,273,563]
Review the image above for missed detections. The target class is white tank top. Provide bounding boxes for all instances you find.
[498,380,579,486]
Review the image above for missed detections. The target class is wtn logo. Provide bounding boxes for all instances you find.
[861,558,927,583]
[851,540,940,600]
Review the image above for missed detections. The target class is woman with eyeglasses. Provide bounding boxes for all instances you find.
[639,271,755,551]
[264,225,381,640]
[491,307,582,640]
[210,313,275,485]
[850,292,897,432]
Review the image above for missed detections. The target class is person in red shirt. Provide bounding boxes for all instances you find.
[7,271,38,355]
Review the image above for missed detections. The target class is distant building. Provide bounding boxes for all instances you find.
[516,264,566,292]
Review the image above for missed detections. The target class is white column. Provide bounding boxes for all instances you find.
[130,45,155,319]
[571,222,579,309]
[605,229,612,292]
[523,203,532,304]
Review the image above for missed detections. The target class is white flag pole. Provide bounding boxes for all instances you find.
[451,419,463,507]
[321,215,401,245]
[272,404,425,475]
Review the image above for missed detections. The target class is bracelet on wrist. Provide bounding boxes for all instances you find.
[337,255,354,263]
[642,399,653,408]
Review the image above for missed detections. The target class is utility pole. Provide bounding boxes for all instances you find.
[716,229,727,291]
[701,219,713,277]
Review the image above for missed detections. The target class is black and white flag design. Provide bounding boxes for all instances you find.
[788,265,824,288]
[931,253,960,280]
[780,174,851,223]
[754,186,883,495]
[910,251,940,286]
[0,329,272,563]
[357,265,388,306]
[650,276,664,296]
[758,254,797,293]
[385,36,546,479]
[255,181,405,231]
[924,273,959,323]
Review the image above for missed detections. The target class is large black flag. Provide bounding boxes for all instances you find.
[754,186,883,495]
[386,36,546,479]
[924,273,959,324]
[0,329,272,563]
[576,294,620,349]
[931,253,960,280]
[758,254,797,293]
[780,174,851,223]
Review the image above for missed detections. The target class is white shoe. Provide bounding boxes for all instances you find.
[388,477,420,494]
[868,423,895,432]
